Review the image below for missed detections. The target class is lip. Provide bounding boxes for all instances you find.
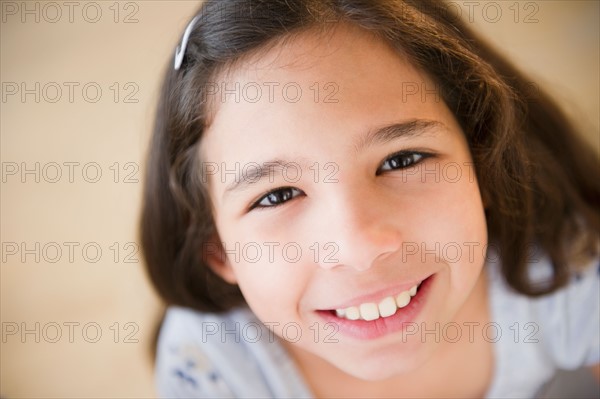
[315,273,436,340]
[319,272,434,311]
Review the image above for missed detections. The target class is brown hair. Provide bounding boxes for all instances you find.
[140,0,600,315]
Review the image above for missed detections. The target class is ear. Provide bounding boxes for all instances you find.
[202,235,237,285]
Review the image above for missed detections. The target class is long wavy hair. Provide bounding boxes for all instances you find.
[140,0,600,315]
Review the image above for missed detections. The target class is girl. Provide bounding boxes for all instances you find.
[140,0,600,397]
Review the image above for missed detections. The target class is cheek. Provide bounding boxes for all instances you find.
[403,169,487,283]
[215,211,317,305]
[227,245,310,323]
[441,177,486,240]
[436,178,487,289]
[406,174,486,240]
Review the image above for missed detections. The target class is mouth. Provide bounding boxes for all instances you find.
[315,273,435,340]
[332,282,420,321]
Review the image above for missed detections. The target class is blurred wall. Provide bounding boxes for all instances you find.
[1,1,598,398]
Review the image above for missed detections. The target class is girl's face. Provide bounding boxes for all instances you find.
[200,24,488,379]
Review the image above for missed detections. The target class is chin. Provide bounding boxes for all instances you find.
[346,365,403,381]
[328,339,436,381]
[338,359,415,381]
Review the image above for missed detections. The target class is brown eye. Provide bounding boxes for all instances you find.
[378,152,429,174]
[251,187,303,209]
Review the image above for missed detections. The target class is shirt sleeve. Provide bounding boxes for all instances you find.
[154,306,312,398]
[155,307,236,398]
[533,257,600,369]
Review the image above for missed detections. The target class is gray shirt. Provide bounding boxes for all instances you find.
[156,255,599,398]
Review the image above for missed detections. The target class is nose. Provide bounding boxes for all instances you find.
[314,187,403,272]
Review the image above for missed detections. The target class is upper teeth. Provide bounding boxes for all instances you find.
[335,284,419,321]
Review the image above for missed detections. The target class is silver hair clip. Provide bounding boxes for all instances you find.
[174,15,200,70]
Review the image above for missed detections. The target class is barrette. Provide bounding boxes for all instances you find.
[174,15,201,70]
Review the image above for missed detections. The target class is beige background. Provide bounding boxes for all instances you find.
[1,1,598,397]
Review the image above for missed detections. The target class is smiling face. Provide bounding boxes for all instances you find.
[199,24,488,380]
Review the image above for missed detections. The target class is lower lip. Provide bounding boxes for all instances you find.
[315,274,435,340]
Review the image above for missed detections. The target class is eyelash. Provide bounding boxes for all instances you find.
[249,187,304,211]
[376,150,433,175]
[249,150,432,210]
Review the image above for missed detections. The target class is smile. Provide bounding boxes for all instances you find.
[316,274,435,340]
[333,283,420,321]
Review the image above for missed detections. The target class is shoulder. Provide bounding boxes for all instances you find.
[154,306,312,398]
[488,251,600,369]
[529,255,600,369]
[154,306,245,398]
[484,252,599,397]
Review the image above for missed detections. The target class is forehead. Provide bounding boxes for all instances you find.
[204,22,433,115]
[214,23,411,88]
[200,22,453,176]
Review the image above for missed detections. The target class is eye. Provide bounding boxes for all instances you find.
[377,151,430,175]
[250,187,304,210]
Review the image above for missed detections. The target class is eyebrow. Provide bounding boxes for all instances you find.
[353,119,443,155]
[223,159,310,198]
[222,118,443,198]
